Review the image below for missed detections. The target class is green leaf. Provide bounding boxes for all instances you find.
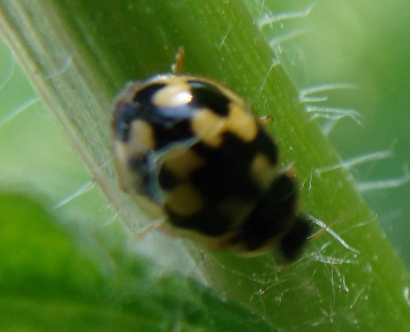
[1,0,410,331]
[0,193,275,331]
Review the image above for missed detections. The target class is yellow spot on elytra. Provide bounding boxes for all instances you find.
[128,120,155,153]
[153,83,192,107]
[250,153,277,190]
[165,183,205,216]
[226,104,258,142]
[113,120,154,195]
[163,149,204,179]
[113,140,134,192]
[191,109,226,147]
[218,197,255,226]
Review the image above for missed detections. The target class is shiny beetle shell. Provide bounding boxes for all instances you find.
[112,73,311,261]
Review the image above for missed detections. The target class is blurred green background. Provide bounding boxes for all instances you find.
[1,0,409,272]
[257,0,410,267]
[0,40,117,232]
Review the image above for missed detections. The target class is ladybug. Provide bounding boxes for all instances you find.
[111,49,311,262]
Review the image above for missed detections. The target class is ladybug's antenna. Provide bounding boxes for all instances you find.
[171,47,185,74]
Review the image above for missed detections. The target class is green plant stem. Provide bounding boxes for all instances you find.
[1,0,410,330]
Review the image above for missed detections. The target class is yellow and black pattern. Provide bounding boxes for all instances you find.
[112,74,311,261]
